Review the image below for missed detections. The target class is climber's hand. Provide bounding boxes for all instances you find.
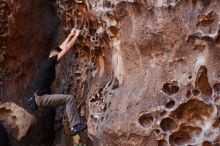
[74,29,81,39]
[70,28,76,36]
[58,29,79,61]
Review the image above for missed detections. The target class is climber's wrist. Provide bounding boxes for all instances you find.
[69,33,74,38]
[72,35,79,41]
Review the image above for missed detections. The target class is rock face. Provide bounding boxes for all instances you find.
[55,0,220,145]
[2,0,220,145]
[0,102,36,140]
[1,0,59,145]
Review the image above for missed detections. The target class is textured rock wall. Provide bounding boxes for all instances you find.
[56,0,220,145]
[1,0,220,146]
[0,0,59,145]
[0,0,9,100]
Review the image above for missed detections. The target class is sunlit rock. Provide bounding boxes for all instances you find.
[0,102,36,140]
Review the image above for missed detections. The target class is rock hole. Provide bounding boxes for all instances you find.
[157,139,169,146]
[170,133,191,145]
[186,90,192,98]
[202,141,213,146]
[98,88,103,95]
[90,115,97,122]
[192,89,200,96]
[213,83,220,92]
[212,118,220,128]
[90,96,97,102]
[169,125,202,145]
[102,103,107,112]
[112,77,119,90]
[162,81,179,95]
[108,26,119,36]
[165,100,175,109]
[101,117,104,122]
[138,113,154,128]
[160,110,167,117]
[172,99,213,121]
[108,102,111,108]
[154,129,161,134]
[160,117,176,132]
[74,72,81,77]
[195,66,212,96]
[188,75,192,79]
[103,1,111,8]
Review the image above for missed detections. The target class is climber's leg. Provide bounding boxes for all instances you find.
[35,94,81,128]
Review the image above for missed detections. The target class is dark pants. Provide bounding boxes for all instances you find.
[35,94,81,128]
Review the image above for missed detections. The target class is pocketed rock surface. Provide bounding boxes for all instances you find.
[2,0,220,146]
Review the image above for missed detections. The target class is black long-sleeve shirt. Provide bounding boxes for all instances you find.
[34,55,58,96]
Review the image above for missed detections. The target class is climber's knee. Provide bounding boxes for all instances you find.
[66,95,73,102]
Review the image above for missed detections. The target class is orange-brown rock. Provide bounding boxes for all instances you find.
[55,0,220,145]
[2,0,220,146]
[1,0,59,145]
[0,102,36,140]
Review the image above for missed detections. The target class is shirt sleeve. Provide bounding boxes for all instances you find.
[55,47,62,52]
[46,55,58,69]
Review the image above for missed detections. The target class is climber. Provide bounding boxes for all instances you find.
[33,28,87,136]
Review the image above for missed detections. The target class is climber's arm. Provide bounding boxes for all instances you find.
[57,29,80,61]
[59,29,75,50]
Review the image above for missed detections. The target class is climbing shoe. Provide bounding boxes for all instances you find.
[27,96,38,111]
[71,123,87,136]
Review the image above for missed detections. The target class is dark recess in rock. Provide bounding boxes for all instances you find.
[202,141,213,146]
[157,139,169,146]
[160,110,167,117]
[138,113,154,128]
[162,81,179,95]
[195,66,212,97]
[112,77,119,90]
[154,129,161,134]
[171,99,213,120]
[213,83,220,93]
[165,100,175,109]
[186,90,192,98]
[169,125,202,145]
[160,117,176,132]
[192,89,200,96]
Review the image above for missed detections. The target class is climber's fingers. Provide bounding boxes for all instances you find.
[75,0,83,4]
[74,29,81,38]
[74,24,83,30]
[70,28,76,36]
